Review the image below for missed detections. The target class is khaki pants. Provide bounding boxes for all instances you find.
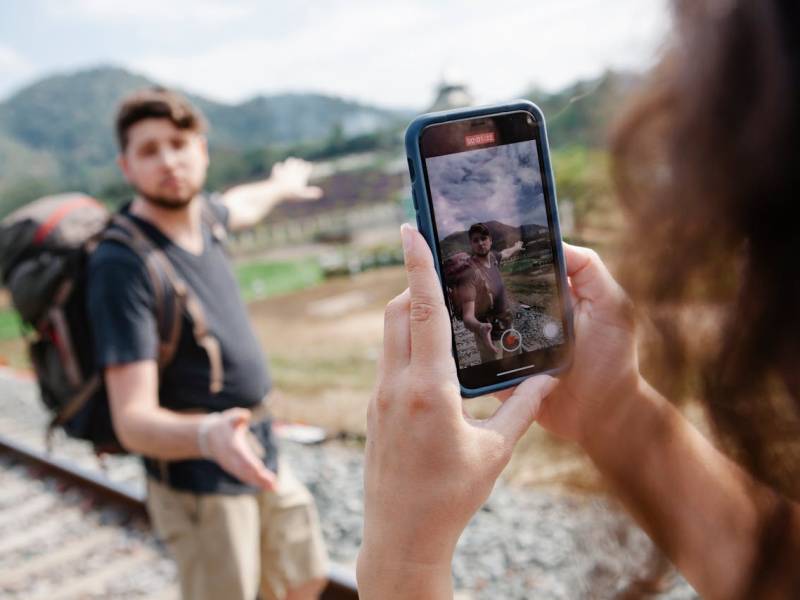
[147,460,328,600]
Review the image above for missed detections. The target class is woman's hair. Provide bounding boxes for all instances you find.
[613,0,800,485]
[611,0,800,593]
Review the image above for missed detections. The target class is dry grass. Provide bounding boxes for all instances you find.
[251,267,402,435]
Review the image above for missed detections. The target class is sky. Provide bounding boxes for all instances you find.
[428,140,546,239]
[0,0,670,110]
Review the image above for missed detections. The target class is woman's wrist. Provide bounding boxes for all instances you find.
[360,525,458,569]
[357,545,454,600]
[578,374,666,463]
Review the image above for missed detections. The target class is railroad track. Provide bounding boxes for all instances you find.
[0,371,695,599]
[0,371,358,599]
[0,433,358,599]
[0,438,175,599]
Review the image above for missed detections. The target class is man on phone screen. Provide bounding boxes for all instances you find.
[88,87,328,600]
[457,222,524,362]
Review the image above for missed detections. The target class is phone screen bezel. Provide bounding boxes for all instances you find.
[418,109,571,391]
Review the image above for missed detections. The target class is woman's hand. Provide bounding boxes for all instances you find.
[537,243,642,449]
[357,225,558,599]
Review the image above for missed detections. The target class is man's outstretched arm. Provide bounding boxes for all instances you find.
[498,240,524,260]
[220,157,322,231]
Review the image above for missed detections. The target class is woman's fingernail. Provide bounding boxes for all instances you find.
[400,223,414,254]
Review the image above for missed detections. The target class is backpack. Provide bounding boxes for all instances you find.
[0,193,225,454]
[442,252,494,321]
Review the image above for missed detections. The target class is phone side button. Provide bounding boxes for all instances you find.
[412,189,420,211]
[407,158,416,182]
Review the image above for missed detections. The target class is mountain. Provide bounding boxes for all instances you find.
[0,66,408,212]
[0,65,639,217]
[196,94,397,149]
[439,220,549,259]
[0,67,155,197]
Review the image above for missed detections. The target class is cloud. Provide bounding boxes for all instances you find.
[125,0,668,108]
[4,0,669,108]
[0,45,32,74]
[0,46,35,97]
[428,140,548,239]
[128,2,438,106]
[45,0,257,24]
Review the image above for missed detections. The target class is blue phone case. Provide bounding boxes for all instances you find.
[404,100,573,397]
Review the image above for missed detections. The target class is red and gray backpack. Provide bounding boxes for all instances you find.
[442,252,493,321]
[0,193,224,454]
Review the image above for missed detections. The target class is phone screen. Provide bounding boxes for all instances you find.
[419,110,570,390]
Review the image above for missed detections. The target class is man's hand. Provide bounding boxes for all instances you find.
[477,321,497,353]
[220,157,323,231]
[205,408,277,490]
[269,157,323,202]
[500,240,524,260]
[462,300,498,353]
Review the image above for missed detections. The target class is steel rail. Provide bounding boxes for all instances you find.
[0,433,359,599]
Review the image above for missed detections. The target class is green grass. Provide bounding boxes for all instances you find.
[0,309,22,341]
[0,258,324,342]
[235,257,324,302]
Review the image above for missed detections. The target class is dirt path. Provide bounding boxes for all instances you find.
[248,267,406,434]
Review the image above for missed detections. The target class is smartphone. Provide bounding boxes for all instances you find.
[405,100,573,397]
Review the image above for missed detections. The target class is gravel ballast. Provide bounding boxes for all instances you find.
[0,372,697,599]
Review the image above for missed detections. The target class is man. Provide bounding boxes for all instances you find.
[88,88,327,600]
[455,222,523,362]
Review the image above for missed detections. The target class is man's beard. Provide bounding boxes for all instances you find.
[135,184,200,211]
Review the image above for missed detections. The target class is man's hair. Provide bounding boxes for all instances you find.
[115,87,207,151]
[468,223,491,239]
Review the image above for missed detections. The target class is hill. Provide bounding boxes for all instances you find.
[0,66,407,214]
[0,66,640,218]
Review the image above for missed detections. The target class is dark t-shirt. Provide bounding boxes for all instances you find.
[87,199,276,494]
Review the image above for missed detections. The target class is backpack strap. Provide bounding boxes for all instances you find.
[200,199,228,245]
[101,225,183,370]
[48,375,102,430]
[108,214,224,394]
